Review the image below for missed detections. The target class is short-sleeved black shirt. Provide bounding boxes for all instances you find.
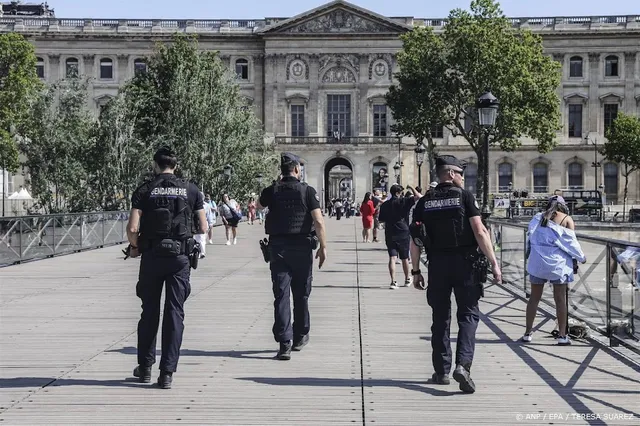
[379,195,416,241]
[413,183,480,223]
[259,176,321,211]
[131,173,204,212]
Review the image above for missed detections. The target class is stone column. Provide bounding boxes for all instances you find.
[308,54,320,136]
[358,55,369,136]
[263,54,276,136]
[624,52,637,114]
[552,53,565,132]
[117,54,129,83]
[48,54,60,82]
[587,53,600,134]
[275,54,287,136]
[82,54,95,80]
[252,54,265,125]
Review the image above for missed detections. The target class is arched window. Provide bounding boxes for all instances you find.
[100,58,113,79]
[567,162,583,189]
[36,57,45,79]
[134,58,147,76]
[372,162,388,193]
[497,162,513,192]
[235,58,249,80]
[533,162,549,193]
[603,162,619,203]
[464,163,478,195]
[65,57,79,78]
[605,55,619,77]
[569,56,583,77]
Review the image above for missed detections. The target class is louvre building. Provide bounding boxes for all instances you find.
[2,0,639,206]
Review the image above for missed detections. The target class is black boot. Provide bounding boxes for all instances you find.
[292,335,309,352]
[276,341,292,360]
[133,365,151,383]
[157,371,173,389]
[453,364,475,393]
[430,372,450,385]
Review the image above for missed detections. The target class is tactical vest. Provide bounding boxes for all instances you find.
[139,174,193,244]
[421,185,476,251]
[265,180,313,236]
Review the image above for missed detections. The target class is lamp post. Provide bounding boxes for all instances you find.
[585,135,601,192]
[476,90,500,221]
[414,142,426,188]
[223,164,233,193]
[393,162,401,184]
[598,183,605,221]
[507,182,513,219]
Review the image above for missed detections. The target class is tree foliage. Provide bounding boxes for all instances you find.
[118,34,277,202]
[602,113,640,221]
[387,0,561,198]
[20,78,95,213]
[0,32,43,173]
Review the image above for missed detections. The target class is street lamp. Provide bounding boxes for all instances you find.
[476,90,500,220]
[414,142,426,188]
[585,135,601,192]
[393,162,401,184]
[507,181,513,219]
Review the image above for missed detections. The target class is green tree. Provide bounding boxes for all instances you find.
[388,0,561,200]
[116,34,276,203]
[0,33,43,174]
[602,113,640,221]
[20,78,96,213]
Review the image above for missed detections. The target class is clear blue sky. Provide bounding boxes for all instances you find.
[45,0,638,19]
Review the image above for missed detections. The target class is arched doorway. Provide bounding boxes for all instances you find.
[324,157,354,207]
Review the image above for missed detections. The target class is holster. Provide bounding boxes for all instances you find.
[188,238,200,270]
[308,234,319,250]
[409,222,430,249]
[466,250,489,298]
[151,238,183,257]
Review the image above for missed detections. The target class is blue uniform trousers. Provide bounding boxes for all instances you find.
[426,251,481,375]
[136,252,191,372]
[269,240,313,343]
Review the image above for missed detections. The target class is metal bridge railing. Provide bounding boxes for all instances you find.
[489,219,640,354]
[0,212,129,267]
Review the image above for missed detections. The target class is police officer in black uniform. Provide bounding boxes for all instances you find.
[257,152,327,360]
[126,147,207,389]
[409,155,502,393]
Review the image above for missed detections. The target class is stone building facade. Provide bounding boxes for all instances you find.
[1,0,640,208]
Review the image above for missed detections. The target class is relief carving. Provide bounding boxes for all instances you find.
[368,53,393,80]
[286,55,309,81]
[286,9,391,33]
[322,66,356,83]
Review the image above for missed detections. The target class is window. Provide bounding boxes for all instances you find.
[291,105,305,137]
[568,104,582,138]
[533,162,549,193]
[567,162,583,189]
[373,105,387,137]
[100,58,113,80]
[430,125,444,139]
[498,162,513,192]
[604,104,618,135]
[36,57,45,79]
[569,56,583,77]
[327,94,351,138]
[605,55,619,77]
[603,162,618,202]
[464,163,478,195]
[235,59,249,80]
[65,57,79,78]
[134,58,147,76]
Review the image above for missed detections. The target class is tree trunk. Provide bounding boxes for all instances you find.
[426,138,437,184]
[622,167,629,222]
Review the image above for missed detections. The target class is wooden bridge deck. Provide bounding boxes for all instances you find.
[1,219,638,425]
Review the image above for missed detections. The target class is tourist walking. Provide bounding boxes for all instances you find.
[360,192,375,242]
[220,194,241,245]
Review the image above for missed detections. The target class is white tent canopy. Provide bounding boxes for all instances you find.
[8,188,33,200]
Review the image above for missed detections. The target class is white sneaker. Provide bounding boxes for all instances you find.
[233,238,237,245]
[557,336,571,346]
[389,281,398,290]
[208,239,213,245]
[521,333,532,343]
[404,277,412,287]
[225,240,231,246]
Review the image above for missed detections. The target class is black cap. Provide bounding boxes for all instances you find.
[153,146,176,162]
[435,155,466,171]
[390,184,404,195]
[281,152,301,166]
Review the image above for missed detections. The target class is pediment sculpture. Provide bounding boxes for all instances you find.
[286,9,391,33]
[322,66,356,83]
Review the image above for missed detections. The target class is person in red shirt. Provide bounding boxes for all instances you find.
[360,192,375,242]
